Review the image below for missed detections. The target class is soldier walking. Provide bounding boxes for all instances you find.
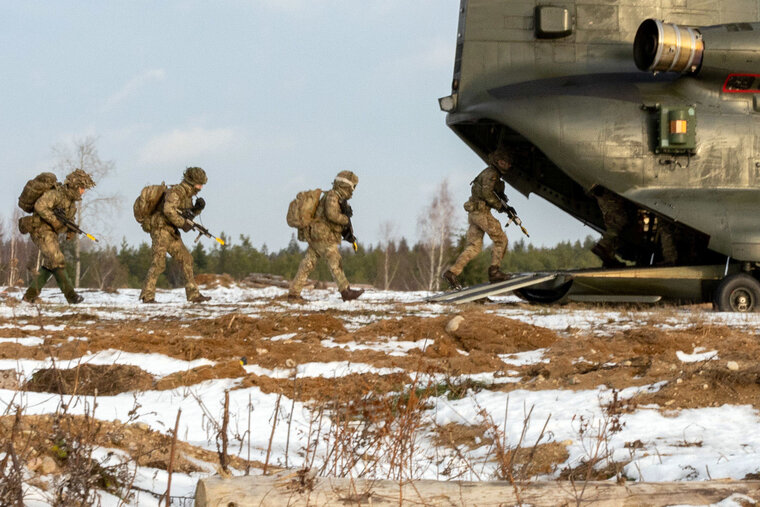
[442,149,514,289]
[139,167,210,303]
[288,171,364,301]
[20,169,95,304]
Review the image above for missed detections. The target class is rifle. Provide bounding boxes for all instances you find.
[339,200,358,252]
[180,210,225,246]
[492,190,530,237]
[53,208,98,242]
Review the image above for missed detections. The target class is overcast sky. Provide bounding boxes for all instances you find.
[0,0,595,251]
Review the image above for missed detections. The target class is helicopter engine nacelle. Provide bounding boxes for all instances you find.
[634,18,760,76]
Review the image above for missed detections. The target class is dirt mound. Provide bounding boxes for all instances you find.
[349,315,449,343]
[631,363,760,410]
[448,312,558,354]
[156,360,246,390]
[434,422,569,477]
[196,273,236,288]
[195,312,347,339]
[237,372,412,402]
[24,364,154,395]
[0,414,263,476]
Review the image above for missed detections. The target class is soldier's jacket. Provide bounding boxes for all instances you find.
[308,188,350,244]
[149,181,200,233]
[467,166,505,211]
[25,184,80,235]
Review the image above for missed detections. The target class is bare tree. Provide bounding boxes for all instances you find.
[378,221,400,290]
[53,137,121,288]
[415,180,457,291]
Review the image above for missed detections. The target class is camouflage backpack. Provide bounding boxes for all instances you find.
[286,189,322,229]
[133,183,167,232]
[18,172,58,213]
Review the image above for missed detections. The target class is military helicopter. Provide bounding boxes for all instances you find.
[436,0,760,312]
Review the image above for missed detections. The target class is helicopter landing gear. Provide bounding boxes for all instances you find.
[713,273,760,312]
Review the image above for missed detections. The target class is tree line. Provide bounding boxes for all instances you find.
[3,139,602,292]
[0,227,601,291]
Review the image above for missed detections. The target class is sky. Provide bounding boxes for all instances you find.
[0,0,594,251]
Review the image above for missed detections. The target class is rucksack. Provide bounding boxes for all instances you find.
[133,183,167,231]
[286,188,322,229]
[18,172,58,213]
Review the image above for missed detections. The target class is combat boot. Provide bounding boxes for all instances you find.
[488,266,512,283]
[23,267,53,302]
[340,287,364,301]
[441,270,462,290]
[52,268,83,304]
[189,294,211,303]
[287,293,305,302]
[591,244,625,268]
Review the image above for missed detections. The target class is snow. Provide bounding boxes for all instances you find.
[676,347,719,363]
[3,284,760,505]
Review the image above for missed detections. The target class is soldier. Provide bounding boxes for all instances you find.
[21,169,95,304]
[590,187,627,268]
[288,171,364,301]
[140,167,210,303]
[442,149,514,289]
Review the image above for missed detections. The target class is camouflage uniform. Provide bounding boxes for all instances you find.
[21,169,95,303]
[591,188,627,268]
[140,167,209,303]
[289,171,363,301]
[445,150,512,285]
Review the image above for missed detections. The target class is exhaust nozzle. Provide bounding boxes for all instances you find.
[634,19,704,74]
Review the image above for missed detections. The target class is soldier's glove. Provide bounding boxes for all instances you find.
[181,220,194,233]
[343,204,353,218]
[192,198,206,213]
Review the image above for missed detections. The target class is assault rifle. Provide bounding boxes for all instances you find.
[53,208,98,242]
[339,200,358,252]
[493,191,529,237]
[180,210,225,246]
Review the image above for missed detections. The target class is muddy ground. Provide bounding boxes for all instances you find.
[2,288,760,491]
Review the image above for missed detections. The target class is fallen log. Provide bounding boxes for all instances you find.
[195,472,760,506]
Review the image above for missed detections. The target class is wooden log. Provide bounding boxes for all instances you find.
[195,473,760,506]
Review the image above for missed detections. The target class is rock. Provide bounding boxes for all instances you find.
[256,348,268,355]
[702,383,709,390]
[285,358,296,368]
[135,422,150,432]
[0,370,20,390]
[727,361,739,371]
[676,378,683,384]
[445,315,465,334]
[39,456,58,475]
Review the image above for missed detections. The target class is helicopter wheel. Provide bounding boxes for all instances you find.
[713,273,760,313]
[515,281,573,304]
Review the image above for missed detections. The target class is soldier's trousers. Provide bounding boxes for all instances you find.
[289,241,349,295]
[449,208,507,275]
[29,228,66,270]
[140,226,200,301]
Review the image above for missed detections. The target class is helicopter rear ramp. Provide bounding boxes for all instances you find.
[428,273,557,304]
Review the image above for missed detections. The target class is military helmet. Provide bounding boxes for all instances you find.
[488,148,512,169]
[64,169,95,189]
[333,170,358,190]
[183,167,208,186]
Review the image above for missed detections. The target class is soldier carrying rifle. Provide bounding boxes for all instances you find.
[442,148,520,290]
[137,167,212,304]
[18,169,95,304]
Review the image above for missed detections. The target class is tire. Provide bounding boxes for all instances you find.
[713,273,760,312]
[516,281,573,304]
